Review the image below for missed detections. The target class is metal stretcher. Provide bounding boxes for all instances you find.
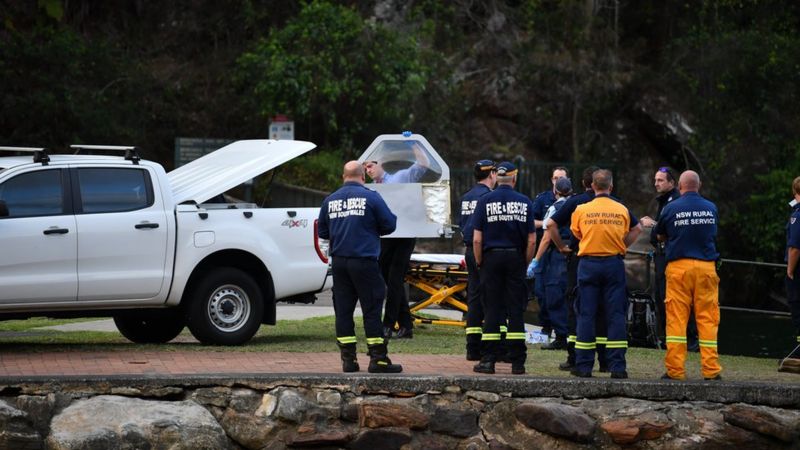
[406,254,468,327]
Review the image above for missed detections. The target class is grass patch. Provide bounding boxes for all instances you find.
[0,317,100,332]
[0,315,797,383]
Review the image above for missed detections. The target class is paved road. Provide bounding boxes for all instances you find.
[0,290,544,378]
[0,351,509,377]
[34,290,542,333]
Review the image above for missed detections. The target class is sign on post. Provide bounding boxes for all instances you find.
[174,137,233,167]
[269,115,294,140]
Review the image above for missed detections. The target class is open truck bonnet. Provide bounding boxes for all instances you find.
[168,139,317,204]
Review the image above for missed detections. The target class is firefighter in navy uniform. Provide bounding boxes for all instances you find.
[546,166,612,372]
[787,176,800,351]
[569,169,642,378]
[534,176,573,350]
[531,167,569,336]
[471,162,536,375]
[459,159,497,361]
[317,161,402,373]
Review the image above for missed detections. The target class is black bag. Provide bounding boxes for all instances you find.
[626,290,662,348]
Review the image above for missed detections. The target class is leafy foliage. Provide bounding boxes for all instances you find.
[2,0,800,267]
[666,1,800,259]
[274,148,344,192]
[236,0,429,152]
[0,26,170,158]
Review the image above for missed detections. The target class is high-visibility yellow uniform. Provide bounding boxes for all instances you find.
[664,259,720,379]
[654,191,721,380]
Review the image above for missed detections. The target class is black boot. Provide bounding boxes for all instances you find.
[367,343,403,373]
[559,341,576,371]
[541,335,567,350]
[473,356,496,374]
[338,343,359,373]
[466,332,483,361]
[466,341,482,361]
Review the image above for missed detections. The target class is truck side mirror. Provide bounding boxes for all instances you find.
[0,200,8,217]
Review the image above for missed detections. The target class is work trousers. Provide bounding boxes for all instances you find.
[787,269,800,345]
[533,257,550,330]
[575,256,628,374]
[332,257,386,347]
[664,259,721,379]
[655,251,699,351]
[380,238,416,330]
[543,248,568,337]
[464,246,485,352]
[566,254,608,366]
[480,249,527,364]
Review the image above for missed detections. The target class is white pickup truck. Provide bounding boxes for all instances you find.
[0,140,331,345]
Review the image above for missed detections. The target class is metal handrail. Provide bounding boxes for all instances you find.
[627,249,787,269]
[626,249,791,316]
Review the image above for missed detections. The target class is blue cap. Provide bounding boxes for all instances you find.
[495,161,517,176]
[402,130,412,137]
[555,176,573,195]
[473,159,495,177]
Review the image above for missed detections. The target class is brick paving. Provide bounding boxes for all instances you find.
[0,351,526,377]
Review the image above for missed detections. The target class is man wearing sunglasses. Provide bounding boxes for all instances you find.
[641,166,698,352]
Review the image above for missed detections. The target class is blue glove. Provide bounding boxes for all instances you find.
[526,259,538,278]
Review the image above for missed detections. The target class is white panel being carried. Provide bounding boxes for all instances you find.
[358,133,451,238]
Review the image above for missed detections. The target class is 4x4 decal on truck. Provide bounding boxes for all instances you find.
[282,219,308,228]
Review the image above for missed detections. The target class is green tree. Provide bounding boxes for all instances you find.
[235,0,429,151]
[666,1,800,260]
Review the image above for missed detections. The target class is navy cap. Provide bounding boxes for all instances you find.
[495,161,517,177]
[555,176,573,195]
[473,159,495,177]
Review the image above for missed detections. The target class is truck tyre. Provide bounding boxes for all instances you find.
[187,267,264,345]
[114,310,186,344]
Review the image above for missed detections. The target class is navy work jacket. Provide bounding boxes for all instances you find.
[654,191,719,262]
[318,181,397,259]
[472,185,535,250]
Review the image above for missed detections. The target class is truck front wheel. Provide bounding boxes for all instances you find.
[187,268,264,345]
[113,310,186,344]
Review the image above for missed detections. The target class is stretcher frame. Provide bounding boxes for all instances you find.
[405,254,468,327]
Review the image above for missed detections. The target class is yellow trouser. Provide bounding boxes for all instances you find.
[664,259,721,379]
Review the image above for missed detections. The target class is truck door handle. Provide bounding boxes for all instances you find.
[135,222,160,229]
[43,227,69,235]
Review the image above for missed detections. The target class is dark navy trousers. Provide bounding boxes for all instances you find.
[332,256,386,340]
[480,249,527,364]
[786,271,800,344]
[543,248,569,337]
[380,238,416,330]
[464,246,485,350]
[575,256,628,373]
[533,258,550,329]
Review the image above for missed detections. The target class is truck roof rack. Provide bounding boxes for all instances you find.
[0,146,50,166]
[70,145,141,165]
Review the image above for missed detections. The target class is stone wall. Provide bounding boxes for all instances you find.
[1,375,799,449]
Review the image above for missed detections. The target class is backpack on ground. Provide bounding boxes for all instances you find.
[626,290,662,348]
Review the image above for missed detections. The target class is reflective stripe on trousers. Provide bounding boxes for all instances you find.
[664,258,721,380]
